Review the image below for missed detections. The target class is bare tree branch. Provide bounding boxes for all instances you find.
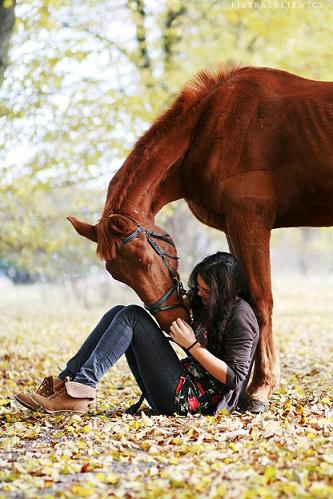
[61,23,136,65]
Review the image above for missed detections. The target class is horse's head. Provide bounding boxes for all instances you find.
[67,214,188,330]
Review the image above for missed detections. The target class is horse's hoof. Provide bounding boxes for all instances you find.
[243,398,268,414]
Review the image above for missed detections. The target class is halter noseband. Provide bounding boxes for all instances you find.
[120,216,187,314]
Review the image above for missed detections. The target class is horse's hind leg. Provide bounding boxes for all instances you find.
[226,204,280,412]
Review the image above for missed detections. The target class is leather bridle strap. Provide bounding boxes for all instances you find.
[144,281,186,314]
[120,217,187,313]
[121,225,145,244]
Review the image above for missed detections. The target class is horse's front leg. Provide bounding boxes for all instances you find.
[226,204,279,413]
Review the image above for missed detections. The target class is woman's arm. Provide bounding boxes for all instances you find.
[170,318,227,383]
[170,305,259,389]
[188,343,228,384]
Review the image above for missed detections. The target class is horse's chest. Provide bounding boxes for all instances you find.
[184,169,276,215]
[183,166,229,213]
[186,198,227,231]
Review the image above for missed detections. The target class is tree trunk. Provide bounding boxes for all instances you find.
[162,2,187,67]
[0,0,16,87]
[127,0,151,70]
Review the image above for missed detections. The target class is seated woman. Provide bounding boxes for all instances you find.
[15,252,259,416]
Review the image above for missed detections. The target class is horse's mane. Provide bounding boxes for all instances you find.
[97,64,245,260]
[137,64,244,147]
[105,64,244,212]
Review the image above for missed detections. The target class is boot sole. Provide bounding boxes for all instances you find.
[43,408,87,414]
[14,395,89,414]
[14,394,40,411]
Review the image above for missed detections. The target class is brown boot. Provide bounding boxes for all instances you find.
[14,376,65,411]
[30,378,96,414]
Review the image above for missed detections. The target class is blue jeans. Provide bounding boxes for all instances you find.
[58,305,184,414]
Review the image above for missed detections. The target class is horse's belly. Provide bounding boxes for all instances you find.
[185,167,333,229]
[274,194,333,227]
[273,158,333,226]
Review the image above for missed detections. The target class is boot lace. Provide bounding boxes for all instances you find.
[36,376,54,397]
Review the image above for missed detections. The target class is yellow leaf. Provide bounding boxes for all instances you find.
[128,420,142,430]
[171,436,182,445]
[295,404,304,414]
[105,473,119,485]
[95,472,106,482]
[68,414,83,424]
[263,466,277,485]
[216,408,229,417]
[306,432,316,439]
[251,427,259,440]
[169,474,184,487]
[77,440,88,450]
[71,484,94,497]
[0,399,11,406]
[140,441,150,450]
[212,486,227,498]
[53,431,65,438]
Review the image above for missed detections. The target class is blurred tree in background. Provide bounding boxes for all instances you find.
[0,0,15,85]
[1,0,333,283]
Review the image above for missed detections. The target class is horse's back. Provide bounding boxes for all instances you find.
[184,66,333,228]
[233,66,333,96]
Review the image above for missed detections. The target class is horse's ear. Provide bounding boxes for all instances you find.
[67,216,97,243]
[108,214,135,235]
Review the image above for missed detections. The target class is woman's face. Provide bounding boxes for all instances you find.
[197,274,211,305]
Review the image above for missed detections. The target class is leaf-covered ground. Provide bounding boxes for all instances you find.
[0,278,332,498]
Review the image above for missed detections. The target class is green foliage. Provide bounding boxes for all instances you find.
[0,185,101,278]
[1,1,333,279]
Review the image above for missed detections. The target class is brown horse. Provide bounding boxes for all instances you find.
[68,65,333,412]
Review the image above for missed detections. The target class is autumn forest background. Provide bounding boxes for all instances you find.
[0,1,332,498]
[2,0,333,291]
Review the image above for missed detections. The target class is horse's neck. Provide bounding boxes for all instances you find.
[104,113,197,221]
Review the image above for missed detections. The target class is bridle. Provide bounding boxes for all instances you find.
[120,216,187,314]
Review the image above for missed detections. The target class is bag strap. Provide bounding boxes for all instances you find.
[125,392,146,414]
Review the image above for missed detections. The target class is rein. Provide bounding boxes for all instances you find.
[120,216,187,314]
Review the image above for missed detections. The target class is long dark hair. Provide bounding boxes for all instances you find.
[187,252,249,353]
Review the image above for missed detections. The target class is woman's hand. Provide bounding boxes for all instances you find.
[170,318,196,349]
